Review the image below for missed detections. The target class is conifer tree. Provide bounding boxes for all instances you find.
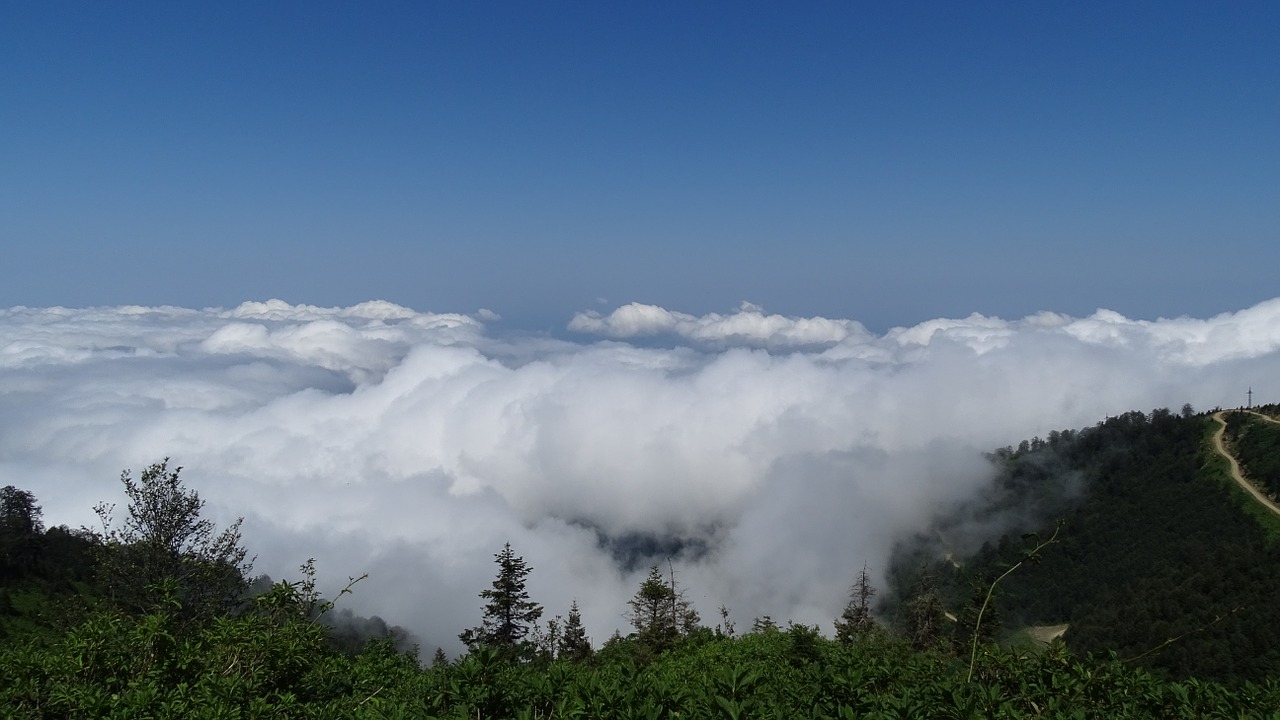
[533,615,562,664]
[459,543,543,658]
[558,599,593,661]
[627,562,698,653]
[667,561,701,635]
[751,615,779,633]
[904,565,946,651]
[629,565,679,649]
[834,562,877,644]
[953,579,1001,654]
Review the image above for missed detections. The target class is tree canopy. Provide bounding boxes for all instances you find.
[0,485,43,578]
[92,459,251,623]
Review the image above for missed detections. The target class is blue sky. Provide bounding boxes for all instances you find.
[3,2,1277,332]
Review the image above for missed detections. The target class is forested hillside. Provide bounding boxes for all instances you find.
[889,406,1280,682]
[4,412,1280,717]
[1223,403,1280,500]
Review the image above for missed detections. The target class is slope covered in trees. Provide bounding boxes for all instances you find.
[889,407,1280,682]
[1223,403,1280,501]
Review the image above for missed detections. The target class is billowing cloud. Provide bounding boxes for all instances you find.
[568,301,871,348]
[2,297,1278,654]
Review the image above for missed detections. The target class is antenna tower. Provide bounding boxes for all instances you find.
[1248,387,1253,409]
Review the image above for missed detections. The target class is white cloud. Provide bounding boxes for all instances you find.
[568,301,871,348]
[2,297,1279,653]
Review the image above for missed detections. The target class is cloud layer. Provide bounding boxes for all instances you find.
[569,301,872,348]
[3,297,1280,653]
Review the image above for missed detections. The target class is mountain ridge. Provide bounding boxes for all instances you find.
[888,404,1280,681]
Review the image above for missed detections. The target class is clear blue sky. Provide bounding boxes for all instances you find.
[3,1,1277,332]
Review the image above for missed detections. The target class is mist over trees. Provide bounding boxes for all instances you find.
[4,405,1280,715]
[889,406,1280,680]
[625,563,700,655]
[11,296,1280,655]
[833,562,877,644]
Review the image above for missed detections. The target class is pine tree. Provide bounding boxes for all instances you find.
[628,565,678,649]
[953,579,1001,654]
[667,561,701,635]
[532,615,561,664]
[834,562,878,644]
[458,543,543,658]
[751,615,779,633]
[627,562,698,653]
[558,599,593,661]
[904,565,946,651]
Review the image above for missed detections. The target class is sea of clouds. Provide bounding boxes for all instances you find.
[3,297,1280,653]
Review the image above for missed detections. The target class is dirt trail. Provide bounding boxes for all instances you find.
[1210,411,1280,519]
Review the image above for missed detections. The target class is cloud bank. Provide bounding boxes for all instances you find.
[569,301,871,348]
[3,297,1279,653]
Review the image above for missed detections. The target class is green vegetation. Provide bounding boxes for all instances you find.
[1223,404,1280,500]
[92,459,252,629]
[6,405,1280,717]
[6,599,1280,718]
[1203,415,1280,539]
[896,407,1280,683]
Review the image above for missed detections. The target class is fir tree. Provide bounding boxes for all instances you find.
[627,562,698,653]
[751,615,779,633]
[558,599,593,661]
[458,542,543,658]
[834,562,877,644]
[667,561,701,635]
[629,565,678,649]
[953,579,1001,654]
[532,615,561,664]
[904,565,946,651]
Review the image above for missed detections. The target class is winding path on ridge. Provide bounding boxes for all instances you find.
[1210,411,1280,519]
